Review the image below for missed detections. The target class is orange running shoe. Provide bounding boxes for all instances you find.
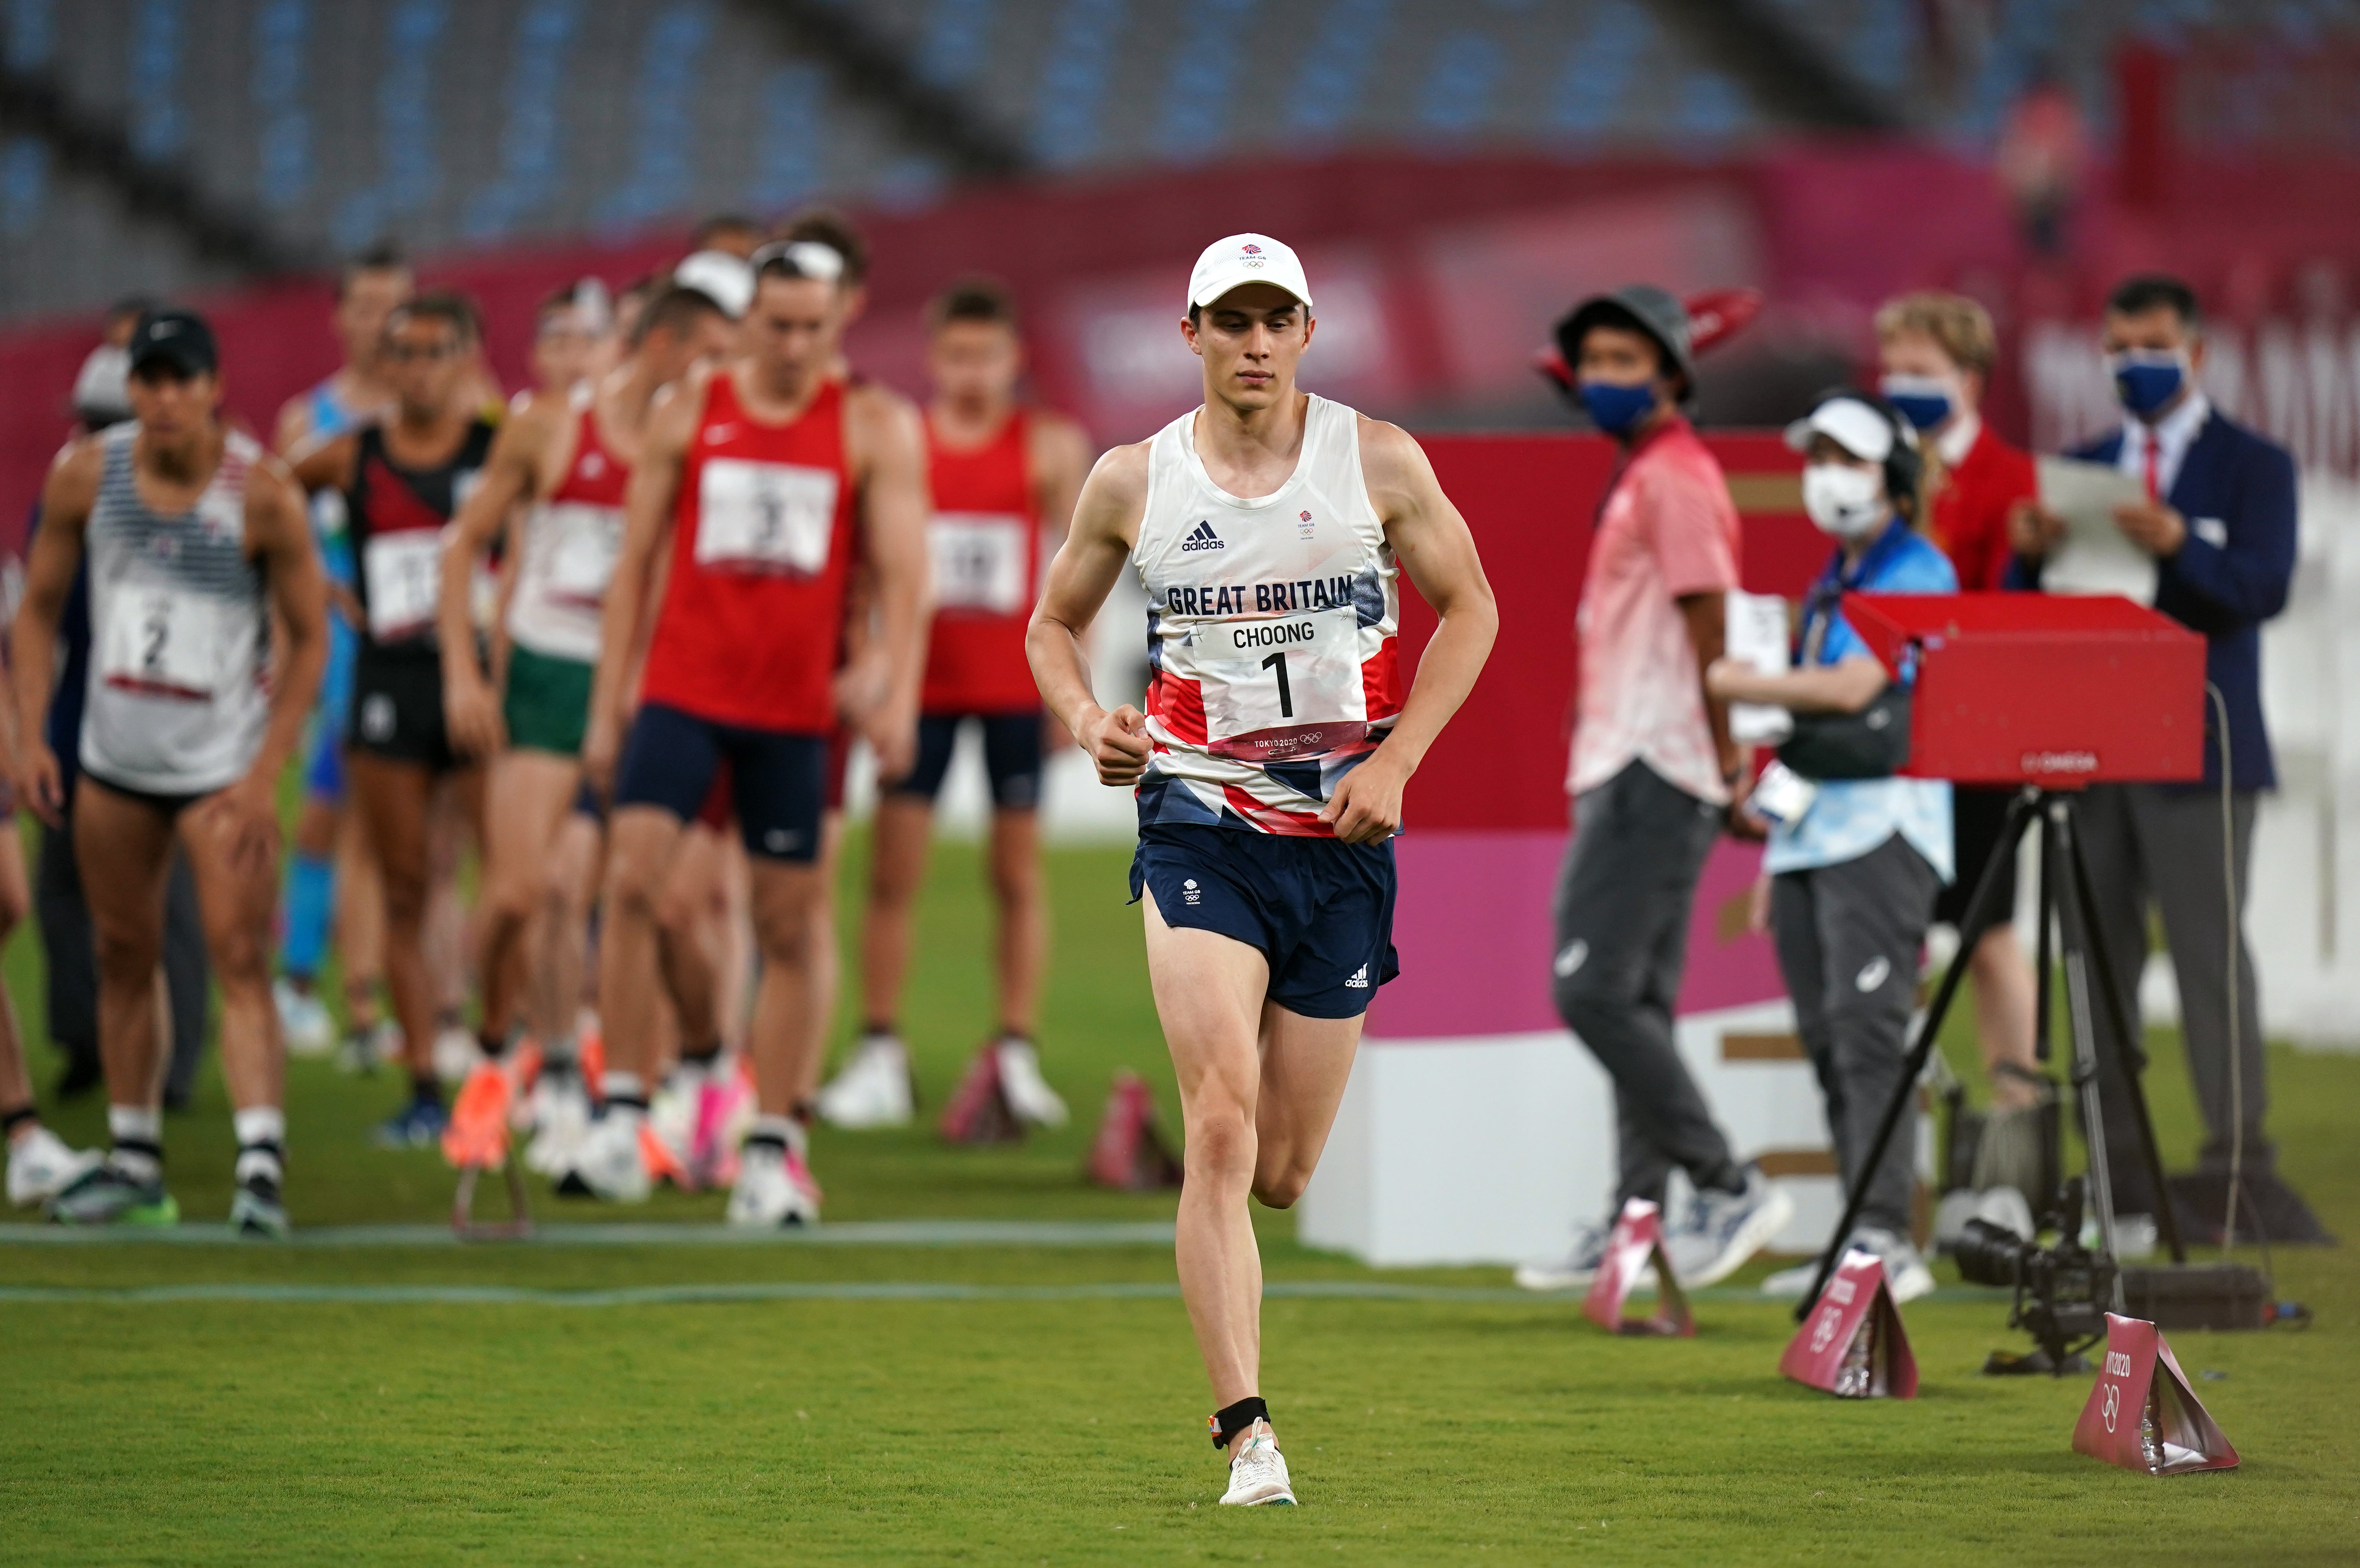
[441,1062,515,1170]
[638,1120,690,1190]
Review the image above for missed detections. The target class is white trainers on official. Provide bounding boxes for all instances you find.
[1514,1219,1612,1292]
[815,1033,915,1129]
[6,1125,102,1208]
[1759,1230,1936,1304]
[1219,1422,1297,1507]
[726,1140,820,1227]
[557,1110,651,1203]
[275,980,336,1058]
[1668,1165,1796,1287]
[994,1038,1068,1127]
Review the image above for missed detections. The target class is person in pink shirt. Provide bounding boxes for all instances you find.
[1517,285,1791,1294]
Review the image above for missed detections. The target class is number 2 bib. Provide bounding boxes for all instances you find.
[695,458,837,576]
[98,585,242,703]
[1197,604,1367,763]
[363,529,444,641]
[927,512,1029,614]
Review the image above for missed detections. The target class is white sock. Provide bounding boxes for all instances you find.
[602,1071,646,1107]
[233,1106,286,1185]
[107,1104,162,1181]
[749,1113,804,1161]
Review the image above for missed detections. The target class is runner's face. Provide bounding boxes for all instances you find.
[384,317,467,420]
[928,319,1021,408]
[337,268,412,371]
[746,276,840,390]
[1184,284,1313,412]
[642,312,734,387]
[127,365,220,445]
[532,310,597,393]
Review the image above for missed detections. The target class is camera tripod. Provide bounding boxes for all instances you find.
[1791,785,2187,1320]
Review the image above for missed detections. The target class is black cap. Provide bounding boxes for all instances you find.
[126,308,218,378]
[1553,284,1696,401]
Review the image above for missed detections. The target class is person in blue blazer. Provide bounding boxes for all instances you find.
[2010,274,2311,1241]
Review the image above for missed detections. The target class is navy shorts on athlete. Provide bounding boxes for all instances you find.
[613,702,826,862]
[1129,823,1400,1020]
[886,711,1044,810]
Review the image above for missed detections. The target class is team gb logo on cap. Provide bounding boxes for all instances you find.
[1240,242,1265,268]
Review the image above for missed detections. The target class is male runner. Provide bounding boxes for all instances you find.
[438,285,734,1153]
[822,278,1088,1130]
[1028,236,1496,1506]
[576,242,927,1223]
[291,295,497,1147]
[272,245,412,1065]
[15,308,329,1233]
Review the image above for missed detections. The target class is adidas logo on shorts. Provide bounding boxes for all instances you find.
[1344,964,1369,989]
[1180,521,1225,553]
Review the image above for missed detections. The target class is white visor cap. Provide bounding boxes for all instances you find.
[674,249,756,320]
[1784,396,1895,464]
[1187,233,1313,315]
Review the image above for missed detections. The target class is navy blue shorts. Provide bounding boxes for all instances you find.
[613,703,824,862]
[1128,823,1400,1020]
[886,711,1044,810]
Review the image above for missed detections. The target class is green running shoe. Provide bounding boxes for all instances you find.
[229,1171,290,1240]
[45,1161,178,1226]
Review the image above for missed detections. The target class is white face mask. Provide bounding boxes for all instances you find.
[1802,461,1887,538]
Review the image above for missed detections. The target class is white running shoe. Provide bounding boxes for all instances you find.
[815,1034,915,1129]
[557,1111,652,1203]
[726,1141,820,1227]
[522,1064,595,1177]
[1514,1219,1612,1292]
[275,980,335,1058]
[649,1069,702,1176]
[994,1038,1068,1128]
[6,1125,101,1208]
[1758,1259,1824,1298]
[1219,1422,1297,1507]
[1668,1165,1796,1287]
[432,1023,481,1085]
[1849,1225,1937,1305]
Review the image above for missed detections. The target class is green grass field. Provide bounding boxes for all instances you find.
[1,831,2354,1564]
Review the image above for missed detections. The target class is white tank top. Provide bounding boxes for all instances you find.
[1132,394,1402,836]
[507,385,628,663]
[81,424,273,795]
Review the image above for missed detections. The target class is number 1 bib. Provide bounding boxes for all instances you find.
[1197,605,1368,763]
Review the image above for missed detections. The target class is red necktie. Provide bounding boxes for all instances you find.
[2143,433,2160,500]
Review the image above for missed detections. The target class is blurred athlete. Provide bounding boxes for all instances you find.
[575,242,927,1223]
[438,285,734,1157]
[272,245,411,1065]
[822,279,1088,1130]
[291,295,496,1148]
[15,309,329,1233]
[1028,236,1496,1506]
[528,279,616,397]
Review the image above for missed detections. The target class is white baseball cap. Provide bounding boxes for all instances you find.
[673,249,755,320]
[1784,394,1899,463]
[1187,233,1313,314]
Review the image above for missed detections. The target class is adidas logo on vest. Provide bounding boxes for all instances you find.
[1180,520,1225,552]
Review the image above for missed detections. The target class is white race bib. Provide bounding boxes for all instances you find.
[1197,606,1367,763]
[928,512,1028,614]
[695,458,837,576]
[98,585,241,703]
[363,529,444,641]
[544,503,622,608]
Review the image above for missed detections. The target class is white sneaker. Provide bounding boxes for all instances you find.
[1668,1165,1796,1287]
[1758,1259,1824,1298]
[994,1038,1068,1127]
[432,1023,481,1085]
[726,1140,820,1227]
[1514,1219,1611,1291]
[649,1069,702,1174]
[815,1034,914,1129]
[6,1125,101,1208]
[1851,1225,1937,1305]
[557,1111,651,1203]
[1219,1422,1296,1506]
[522,1064,594,1177]
[275,980,335,1058]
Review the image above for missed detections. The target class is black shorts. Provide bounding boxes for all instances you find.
[349,651,458,773]
[1935,783,2023,927]
[1128,822,1400,1020]
[612,702,825,863]
[886,711,1045,810]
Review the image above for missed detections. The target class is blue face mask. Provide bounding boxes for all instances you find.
[1879,373,1955,432]
[2110,348,2188,419]
[1577,379,1657,436]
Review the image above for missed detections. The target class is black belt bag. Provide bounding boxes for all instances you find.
[1776,685,1912,781]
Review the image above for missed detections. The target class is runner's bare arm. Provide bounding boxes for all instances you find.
[1328,418,1498,844]
[1027,412,1094,752]
[235,461,332,805]
[285,430,357,497]
[844,387,931,779]
[583,371,696,790]
[9,443,102,825]
[438,398,551,756]
[1028,441,1151,786]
